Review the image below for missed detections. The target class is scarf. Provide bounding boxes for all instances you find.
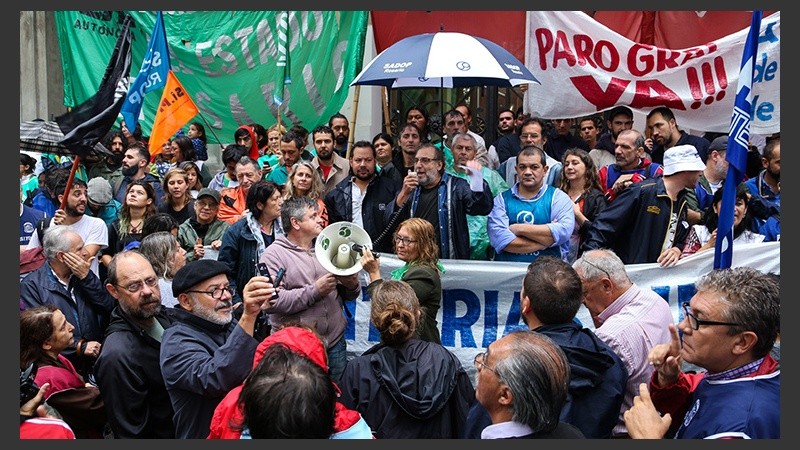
[244,210,268,260]
[390,260,446,280]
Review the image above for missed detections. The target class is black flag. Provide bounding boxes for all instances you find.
[56,14,133,159]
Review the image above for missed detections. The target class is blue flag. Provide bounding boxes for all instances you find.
[714,10,762,270]
[120,11,170,132]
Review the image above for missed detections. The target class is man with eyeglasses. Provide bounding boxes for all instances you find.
[625,267,779,439]
[388,143,493,260]
[572,248,673,438]
[177,188,230,262]
[159,259,275,438]
[94,251,177,438]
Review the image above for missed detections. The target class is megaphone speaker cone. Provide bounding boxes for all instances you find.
[315,221,375,276]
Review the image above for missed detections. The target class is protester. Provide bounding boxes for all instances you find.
[138,232,187,308]
[360,218,444,344]
[159,259,275,439]
[208,325,373,439]
[285,160,329,228]
[20,305,108,438]
[159,167,195,225]
[624,267,780,439]
[473,330,585,439]
[21,225,114,377]
[339,280,474,438]
[94,251,177,438]
[260,195,360,384]
[177,187,230,263]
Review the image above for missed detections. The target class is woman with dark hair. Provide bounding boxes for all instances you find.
[178,160,204,197]
[20,305,107,438]
[159,167,195,224]
[20,153,39,202]
[339,280,474,438]
[558,147,606,262]
[150,138,175,180]
[406,105,432,143]
[360,218,444,344]
[187,121,208,161]
[680,183,765,258]
[172,134,214,183]
[218,180,284,304]
[101,180,157,268]
[372,132,395,169]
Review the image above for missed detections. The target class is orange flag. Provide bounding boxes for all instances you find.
[148,70,199,156]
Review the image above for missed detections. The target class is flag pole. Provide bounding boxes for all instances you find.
[59,156,81,210]
[713,10,762,270]
[382,87,391,134]
[347,85,361,160]
[196,111,224,146]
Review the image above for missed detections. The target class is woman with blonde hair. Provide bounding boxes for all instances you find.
[284,161,329,228]
[339,280,474,438]
[159,167,195,224]
[360,218,443,344]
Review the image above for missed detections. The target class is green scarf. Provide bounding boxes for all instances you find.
[390,260,446,280]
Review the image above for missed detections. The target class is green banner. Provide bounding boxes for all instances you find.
[55,11,368,141]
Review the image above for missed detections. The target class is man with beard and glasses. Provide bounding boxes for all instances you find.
[324,140,403,253]
[113,141,166,207]
[329,112,351,158]
[311,125,351,196]
[159,259,275,439]
[26,177,108,279]
[94,251,178,438]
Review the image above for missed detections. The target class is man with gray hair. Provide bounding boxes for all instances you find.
[20,225,115,376]
[625,267,779,439]
[572,248,673,437]
[473,330,584,438]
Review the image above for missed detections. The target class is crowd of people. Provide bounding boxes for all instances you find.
[19,102,780,439]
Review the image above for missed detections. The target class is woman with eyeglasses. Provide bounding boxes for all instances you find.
[360,218,444,344]
[338,279,474,438]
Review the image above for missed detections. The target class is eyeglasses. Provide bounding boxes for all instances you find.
[473,352,497,374]
[682,304,741,331]
[185,285,235,300]
[394,236,417,246]
[413,157,439,165]
[582,259,611,280]
[195,200,218,209]
[116,276,159,293]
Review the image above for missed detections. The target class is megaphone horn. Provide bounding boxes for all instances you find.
[315,222,379,276]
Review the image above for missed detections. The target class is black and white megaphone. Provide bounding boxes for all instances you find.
[315,221,380,276]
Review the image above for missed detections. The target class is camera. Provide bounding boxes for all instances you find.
[20,362,40,406]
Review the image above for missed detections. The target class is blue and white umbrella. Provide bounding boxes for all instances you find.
[351,31,540,88]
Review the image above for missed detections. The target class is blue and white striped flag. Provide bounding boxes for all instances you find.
[714,10,762,269]
[120,11,170,132]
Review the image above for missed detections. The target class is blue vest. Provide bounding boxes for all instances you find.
[495,186,561,262]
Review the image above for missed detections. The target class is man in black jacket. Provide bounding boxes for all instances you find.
[324,140,403,253]
[94,251,177,438]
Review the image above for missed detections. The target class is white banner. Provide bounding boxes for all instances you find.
[523,11,780,135]
[345,242,780,377]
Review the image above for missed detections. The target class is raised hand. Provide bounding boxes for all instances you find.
[648,322,683,387]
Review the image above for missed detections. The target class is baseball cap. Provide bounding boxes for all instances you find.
[709,136,728,152]
[663,145,706,176]
[197,187,221,203]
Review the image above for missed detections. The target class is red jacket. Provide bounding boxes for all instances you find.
[207,327,371,439]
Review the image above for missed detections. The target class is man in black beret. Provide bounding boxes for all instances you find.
[159,259,275,439]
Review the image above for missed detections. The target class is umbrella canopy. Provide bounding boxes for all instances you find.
[351,32,540,88]
[20,119,112,157]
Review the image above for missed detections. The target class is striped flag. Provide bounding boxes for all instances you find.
[273,11,292,107]
[55,15,133,159]
[120,11,170,133]
[148,70,199,157]
[714,10,762,269]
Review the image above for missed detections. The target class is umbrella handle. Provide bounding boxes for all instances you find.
[59,155,81,210]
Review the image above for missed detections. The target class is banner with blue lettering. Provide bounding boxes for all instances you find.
[345,242,779,376]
